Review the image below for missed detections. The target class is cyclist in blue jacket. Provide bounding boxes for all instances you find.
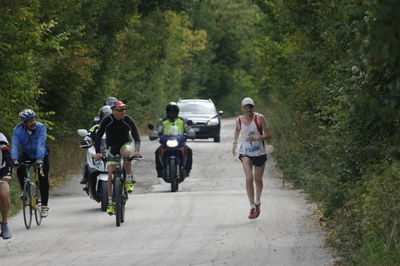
[11,109,50,218]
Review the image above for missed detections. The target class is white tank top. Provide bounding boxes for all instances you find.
[238,115,266,157]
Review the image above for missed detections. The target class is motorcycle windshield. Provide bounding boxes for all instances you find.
[167,125,179,137]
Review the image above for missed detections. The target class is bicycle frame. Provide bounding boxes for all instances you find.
[19,161,43,229]
[104,155,140,227]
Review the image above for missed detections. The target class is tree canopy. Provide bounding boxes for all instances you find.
[1,0,399,263]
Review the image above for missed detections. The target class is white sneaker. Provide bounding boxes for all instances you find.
[41,206,49,218]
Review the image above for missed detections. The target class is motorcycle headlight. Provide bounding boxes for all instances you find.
[166,139,179,148]
[207,118,219,126]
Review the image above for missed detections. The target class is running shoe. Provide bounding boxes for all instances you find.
[0,222,12,239]
[255,203,261,218]
[248,208,258,219]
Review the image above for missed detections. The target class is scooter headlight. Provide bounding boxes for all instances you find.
[93,160,104,171]
[166,139,179,148]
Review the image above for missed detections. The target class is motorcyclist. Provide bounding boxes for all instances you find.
[150,102,195,177]
[80,105,112,185]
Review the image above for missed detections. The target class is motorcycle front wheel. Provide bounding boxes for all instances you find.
[169,159,178,192]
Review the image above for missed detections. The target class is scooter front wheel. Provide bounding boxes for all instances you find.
[100,181,108,212]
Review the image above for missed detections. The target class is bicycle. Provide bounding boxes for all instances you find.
[18,161,43,229]
[105,155,141,227]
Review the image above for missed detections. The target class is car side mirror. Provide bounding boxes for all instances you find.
[218,111,224,116]
[187,120,193,126]
[147,123,154,130]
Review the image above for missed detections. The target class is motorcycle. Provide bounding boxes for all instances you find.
[148,124,193,192]
[77,129,109,211]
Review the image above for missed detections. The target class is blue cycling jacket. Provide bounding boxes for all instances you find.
[11,122,48,160]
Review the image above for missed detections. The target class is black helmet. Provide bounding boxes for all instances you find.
[166,102,179,114]
[105,97,118,107]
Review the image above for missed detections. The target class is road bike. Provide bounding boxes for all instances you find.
[19,161,43,229]
[105,155,141,227]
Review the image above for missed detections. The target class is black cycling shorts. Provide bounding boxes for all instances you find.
[0,167,11,178]
[239,154,267,167]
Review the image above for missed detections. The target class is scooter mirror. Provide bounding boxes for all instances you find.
[77,129,89,137]
[147,123,154,130]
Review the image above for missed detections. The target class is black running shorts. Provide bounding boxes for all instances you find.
[239,154,267,167]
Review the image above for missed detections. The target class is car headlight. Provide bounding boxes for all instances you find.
[207,118,219,126]
[166,139,179,148]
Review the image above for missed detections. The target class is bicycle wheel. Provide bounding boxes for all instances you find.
[22,182,33,229]
[34,181,42,226]
[121,182,126,224]
[114,176,122,227]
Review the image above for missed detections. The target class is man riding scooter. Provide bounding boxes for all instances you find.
[80,105,112,185]
[149,102,195,178]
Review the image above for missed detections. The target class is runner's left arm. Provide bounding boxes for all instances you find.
[259,115,272,141]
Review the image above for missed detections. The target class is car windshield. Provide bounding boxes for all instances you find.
[179,102,217,115]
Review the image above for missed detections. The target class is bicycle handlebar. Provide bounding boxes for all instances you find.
[14,161,44,175]
[103,155,143,162]
[16,161,36,167]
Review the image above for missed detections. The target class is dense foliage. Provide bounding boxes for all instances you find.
[255,0,400,263]
[1,0,399,263]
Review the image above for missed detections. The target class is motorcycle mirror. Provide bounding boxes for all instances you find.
[77,129,88,137]
[147,123,154,130]
[186,120,193,126]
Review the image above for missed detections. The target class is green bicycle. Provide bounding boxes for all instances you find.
[19,161,43,229]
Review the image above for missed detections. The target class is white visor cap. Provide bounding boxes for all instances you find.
[241,97,255,107]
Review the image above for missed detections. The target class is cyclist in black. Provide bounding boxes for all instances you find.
[94,101,141,215]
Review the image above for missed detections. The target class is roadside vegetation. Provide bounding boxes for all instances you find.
[1,0,399,263]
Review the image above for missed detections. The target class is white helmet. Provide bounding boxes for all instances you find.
[99,105,112,118]
[19,109,36,122]
[105,97,118,107]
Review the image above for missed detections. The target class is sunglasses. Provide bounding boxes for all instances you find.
[114,109,126,112]
[244,104,254,108]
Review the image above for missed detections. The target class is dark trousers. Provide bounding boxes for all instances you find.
[155,145,192,177]
[17,153,50,206]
